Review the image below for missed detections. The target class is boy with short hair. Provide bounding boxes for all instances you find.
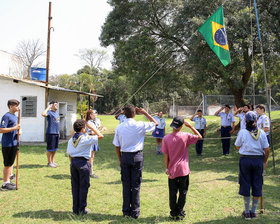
[161,116,202,220]
[190,110,207,156]
[234,105,250,130]
[67,119,103,215]
[256,104,270,143]
[42,101,60,168]
[0,99,21,191]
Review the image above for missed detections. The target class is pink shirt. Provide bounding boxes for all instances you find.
[161,132,198,179]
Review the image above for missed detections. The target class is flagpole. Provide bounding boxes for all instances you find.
[253,0,275,174]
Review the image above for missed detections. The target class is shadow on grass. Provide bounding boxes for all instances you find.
[12,209,169,223]
[19,164,46,169]
[106,178,158,185]
[45,174,71,180]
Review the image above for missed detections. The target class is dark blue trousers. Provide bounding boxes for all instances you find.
[121,151,143,219]
[221,126,232,155]
[195,129,204,155]
[70,157,91,214]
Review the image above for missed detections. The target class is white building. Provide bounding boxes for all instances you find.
[0,74,102,142]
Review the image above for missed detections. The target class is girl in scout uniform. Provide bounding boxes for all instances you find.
[235,111,269,220]
[152,111,166,155]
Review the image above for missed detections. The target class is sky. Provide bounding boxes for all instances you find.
[0,0,113,76]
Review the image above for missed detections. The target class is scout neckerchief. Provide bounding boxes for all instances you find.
[247,128,261,141]
[72,133,83,148]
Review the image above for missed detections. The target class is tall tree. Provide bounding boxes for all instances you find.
[76,48,108,71]
[13,39,45,79]
[100,0,279,107]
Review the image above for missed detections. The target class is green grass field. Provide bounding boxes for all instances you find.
[0,112,279,224]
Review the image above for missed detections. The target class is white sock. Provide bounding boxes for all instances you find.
[2,180,10,186]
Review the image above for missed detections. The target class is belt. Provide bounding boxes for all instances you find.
[121,150,143,154]
[222,126,231,128]
[240,154,263,158]
[72,157,89,161]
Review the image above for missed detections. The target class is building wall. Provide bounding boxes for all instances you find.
[0,77,45,142]
[48,90,77,137]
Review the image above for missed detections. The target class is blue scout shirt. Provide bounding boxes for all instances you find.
[257,114,270,136]
[235,128,269,156]
[153,116,166,129]
[0,112,18,147]
[236,113,246,129]
[67,133,98,160]
[46,110,60,134]
[192,116,207,130]
[117,114,127,124]
[218,112,235,127]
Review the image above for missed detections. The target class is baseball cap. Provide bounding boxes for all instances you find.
[245,111,257,122]
[170,116,184,129]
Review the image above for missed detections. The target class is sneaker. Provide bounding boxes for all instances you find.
[9,182,16,186]
[47,163,57,168]
[52,162,59,167]
[1,183,16,191]
[90,173,99,178]
[250,211,256,219]
[242,211,251,220]
[10,174,16,180]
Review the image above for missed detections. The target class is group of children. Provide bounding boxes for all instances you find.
[0,100,271,221]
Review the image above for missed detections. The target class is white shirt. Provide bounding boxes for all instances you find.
[257,114,270,135]
[86,120,97,134]
[192,116,207,129]
[117,114,127,123]
[113,118,156,152]
[67,134,98,159]
[153,116,166,129]
[236,113,246,129]
[218,112,235,126]
[235,129,269,156]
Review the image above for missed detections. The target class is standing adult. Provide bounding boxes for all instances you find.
[235,111,269,220]
[234,105,250,130]
[113,104,158,219]
[161,117,202,220]
[215,105,235,155]
[190,110,207,156]
[42,101,60,168]
[152,111,166,155]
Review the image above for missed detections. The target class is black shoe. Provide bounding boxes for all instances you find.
[10,174,16,180]
[79,208,90,216]
[1,183,16,191]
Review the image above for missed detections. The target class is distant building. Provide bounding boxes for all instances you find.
[0,74,102,142]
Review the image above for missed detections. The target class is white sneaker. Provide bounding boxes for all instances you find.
[52,162,59,167]
[47,163,57,168]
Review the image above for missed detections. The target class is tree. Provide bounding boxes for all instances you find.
[76,48,108,71]
[14,39,45,79]
[100,0,279,107]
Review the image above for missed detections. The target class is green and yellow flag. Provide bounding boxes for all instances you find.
[198,6,231,66]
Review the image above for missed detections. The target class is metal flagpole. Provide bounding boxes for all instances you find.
[253,0,276,174]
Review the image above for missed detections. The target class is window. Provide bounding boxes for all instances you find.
[21,96,37,117]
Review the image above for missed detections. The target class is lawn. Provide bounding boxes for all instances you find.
[0,112,279,224]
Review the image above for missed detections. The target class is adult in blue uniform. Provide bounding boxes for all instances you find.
[67,119,103,215]
[113,104,158,219]
[215,105,235,155]
[42,101,60,168]
[190,110,207,156]
[152,111,166,155]
[235,111,269,220]
[0,99,21,191]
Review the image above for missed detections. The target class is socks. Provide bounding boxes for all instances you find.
[2,180,10,186]
[156,145,161,152]
[244,196,250,214]
[251,198,259,213]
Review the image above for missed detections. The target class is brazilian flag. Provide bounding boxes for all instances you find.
[198,6,231,66]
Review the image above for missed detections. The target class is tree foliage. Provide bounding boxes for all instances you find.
[100,0,280,107]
